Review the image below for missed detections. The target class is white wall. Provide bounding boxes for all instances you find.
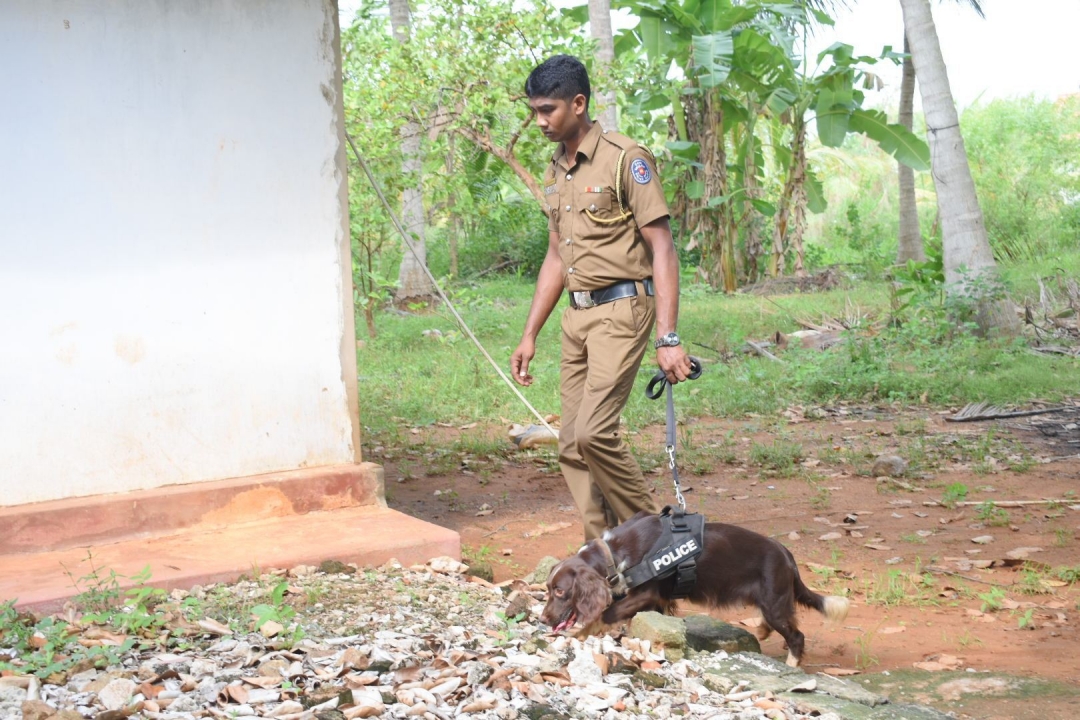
[0,0,359,506]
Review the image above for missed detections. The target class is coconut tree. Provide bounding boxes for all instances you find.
[895,0,983,264]
[898,0,1019,334]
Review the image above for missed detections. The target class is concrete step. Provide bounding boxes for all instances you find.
[0,463,385,555]
[0,505,459,612]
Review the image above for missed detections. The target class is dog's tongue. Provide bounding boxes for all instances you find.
[553,612,577,633]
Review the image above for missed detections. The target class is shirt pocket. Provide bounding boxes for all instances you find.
[577,189,620,230]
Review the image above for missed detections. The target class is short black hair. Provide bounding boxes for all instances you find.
[524,55,591,110]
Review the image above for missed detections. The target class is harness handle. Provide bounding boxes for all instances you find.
[645,357,703,510]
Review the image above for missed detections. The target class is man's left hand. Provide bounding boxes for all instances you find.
[657,345,692,385]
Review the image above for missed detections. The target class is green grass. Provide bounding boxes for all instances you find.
[355,269,1080,446]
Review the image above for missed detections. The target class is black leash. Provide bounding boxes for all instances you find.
[645,357,703,510]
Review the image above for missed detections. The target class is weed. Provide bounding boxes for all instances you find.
[1017,609,1036,629]
[940,483,969,509]
[492,610,526,646]
[975,502,1011,527]
[978,587,1007,612]
[1015,568,1052,596]
[900,533,927,545]
[749,439,804,474]
[1006,455,1037,473]
[1055,529,1071,548]
[895,418,928,436]
[809,485,832,510]
[1055,565,1080,584]
[249,581,305,646]
[854,631,879,671]
[955,629,983,649]
[865,570,935,607]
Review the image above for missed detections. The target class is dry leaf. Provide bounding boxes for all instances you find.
[198,618,233,636]
[821,667,860,676]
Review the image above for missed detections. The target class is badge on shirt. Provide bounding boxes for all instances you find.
[544,181,558,196]
[630,158,652,184]
[584,186,605,193]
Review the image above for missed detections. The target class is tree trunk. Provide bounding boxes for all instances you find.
[771,116,806,278]
[741,115,763,284]
[389,0,433,301]
[899,0,1018,334]
[895,34,925,264]
[588,0,618,131]
[446,137,459,278]
[696,91,733,291]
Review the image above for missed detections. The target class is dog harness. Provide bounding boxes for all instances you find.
[609,506,704,600]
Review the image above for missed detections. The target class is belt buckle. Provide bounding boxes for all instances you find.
[572,291,596,309]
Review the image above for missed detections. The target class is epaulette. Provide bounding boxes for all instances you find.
[599,129,638,151]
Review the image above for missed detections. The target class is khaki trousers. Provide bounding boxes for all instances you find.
[559,286,659,541]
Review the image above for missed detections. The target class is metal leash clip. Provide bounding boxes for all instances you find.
[645,356,703,510]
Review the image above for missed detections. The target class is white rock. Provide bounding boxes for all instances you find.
[97,678,137,712]
[568,647,604,686]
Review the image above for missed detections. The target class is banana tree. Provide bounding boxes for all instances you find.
[770,40,931,276]
[612,0,931,289]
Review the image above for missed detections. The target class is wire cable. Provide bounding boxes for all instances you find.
[344,130,558,441]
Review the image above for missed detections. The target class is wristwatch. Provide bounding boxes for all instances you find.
[654,332,681,349]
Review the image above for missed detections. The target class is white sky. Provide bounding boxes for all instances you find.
[808,0,1080,109]
[339,0,1080,109]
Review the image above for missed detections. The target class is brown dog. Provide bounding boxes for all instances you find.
[540,511,849,666]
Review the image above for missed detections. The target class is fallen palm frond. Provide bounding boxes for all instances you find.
[945,401,1074,423]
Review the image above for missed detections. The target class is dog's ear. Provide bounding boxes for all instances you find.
[572,567,612,625]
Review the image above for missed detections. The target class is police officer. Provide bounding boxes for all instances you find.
[511,55,694,542]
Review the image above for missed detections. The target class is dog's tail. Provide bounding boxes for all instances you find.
[794,571,850,623]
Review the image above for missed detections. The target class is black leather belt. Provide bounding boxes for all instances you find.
[569,278,654,309]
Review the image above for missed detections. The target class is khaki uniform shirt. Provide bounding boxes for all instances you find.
[543,122,670,291]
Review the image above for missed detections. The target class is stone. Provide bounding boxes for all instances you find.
[809,674,888,706]
[629,612,686,649]
[464,661,494,686]
[525,556,561,584]
[872,704,958,720]
[21,700,54,720]
[702,673,737,694]
[521,704,571,720]
[872,455,908,477]
[633,670,668,688]
[971,535,995,544]
[567,647,603,686]
[700,653,802,679]
[168,694,201,713]
[44,712,84,720]
[318,559,356,575]
[684,615,761,655]
[96,678,137,712]
[779,692,879,720]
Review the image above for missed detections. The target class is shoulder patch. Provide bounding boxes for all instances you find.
[630,157,652,185]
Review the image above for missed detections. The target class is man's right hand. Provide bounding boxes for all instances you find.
[510,338,536,386]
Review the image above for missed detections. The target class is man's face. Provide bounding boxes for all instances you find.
[528,94,586,143]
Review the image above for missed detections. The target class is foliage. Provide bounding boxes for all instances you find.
[961,95,1080,262]
[250,580,305,646]
[341,0,585,313]
[355,263,1080,448]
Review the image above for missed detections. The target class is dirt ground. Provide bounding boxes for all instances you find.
[373,403,1080,715]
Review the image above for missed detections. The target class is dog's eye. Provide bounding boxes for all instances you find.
[554,587,566,598]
